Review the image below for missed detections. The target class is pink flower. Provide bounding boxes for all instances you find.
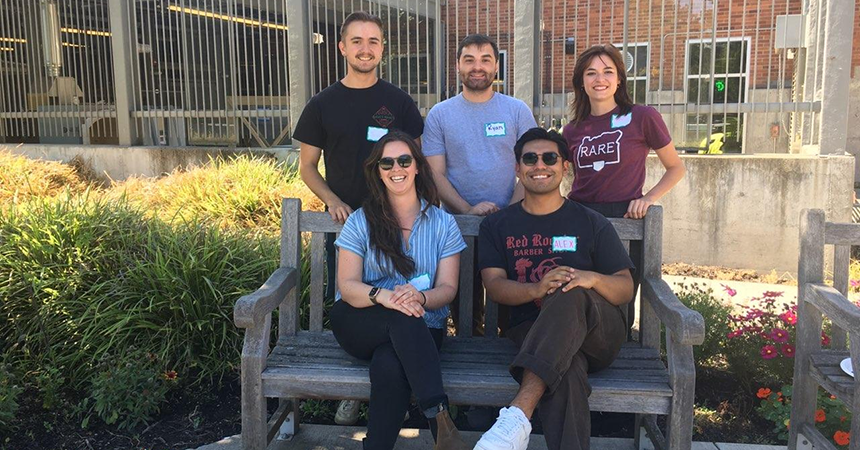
[727,330,743,339]
[851,279,860,288]
[781,344,795,357]
[770,328,790,343]
[761,345,778,359]
[763,291,784,298]
[722,284,737,297]
[780,311,797,326]
[746,309,765,320]
[822,332,831,346]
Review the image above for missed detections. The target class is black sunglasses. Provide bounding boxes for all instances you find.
[378,155,414,170]
[520,152,561,166]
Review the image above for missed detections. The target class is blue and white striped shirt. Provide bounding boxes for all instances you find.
[334,201,467,329]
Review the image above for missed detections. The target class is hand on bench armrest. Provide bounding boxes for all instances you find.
[805,283,860,337]
[641,277,705,346]
[234,267,298,329]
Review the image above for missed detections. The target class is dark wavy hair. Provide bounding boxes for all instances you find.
[569,44,633,127]
[514,127,570,162]
[362,130,440,278]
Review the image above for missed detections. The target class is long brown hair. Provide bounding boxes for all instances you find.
[569,44,634,127]
[362,130,440,278]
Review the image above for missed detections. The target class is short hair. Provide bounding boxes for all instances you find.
[513,127,570,162]
[456,34,500,61]
[339,11,384,41]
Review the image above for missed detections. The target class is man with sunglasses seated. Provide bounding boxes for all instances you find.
[475,127,635,450]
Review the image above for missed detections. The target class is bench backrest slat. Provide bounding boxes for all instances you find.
[285,199,659,342]
[458,237,475,338]
[280,199,302,337]
[309,232,326,332]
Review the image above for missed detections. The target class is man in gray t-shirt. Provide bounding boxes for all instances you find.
[423,34,537,215]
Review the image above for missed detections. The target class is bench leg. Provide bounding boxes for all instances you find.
[241,371,267,450]
[633,414,645,450]
[275,398,302,440]
[666,336,695,450]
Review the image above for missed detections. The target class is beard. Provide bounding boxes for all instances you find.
[460,70,495,92]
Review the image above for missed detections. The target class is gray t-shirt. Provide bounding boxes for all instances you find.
[422,93,538,209]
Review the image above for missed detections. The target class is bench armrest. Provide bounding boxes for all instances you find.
[641,277,705,346]
[234,267,298,329]
[806,283,860,336]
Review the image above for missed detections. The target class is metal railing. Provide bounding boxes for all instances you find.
[0,0,850,155]
[0,0,117,144]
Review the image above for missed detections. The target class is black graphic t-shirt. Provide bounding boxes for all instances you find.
[293,79,424,210]
[478,200,635,327]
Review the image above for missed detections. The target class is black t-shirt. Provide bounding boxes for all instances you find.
[292,79,425,210]
[478,200,635,327]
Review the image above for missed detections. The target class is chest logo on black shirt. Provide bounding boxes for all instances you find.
[577,130,623,172]
[373,106,395,127]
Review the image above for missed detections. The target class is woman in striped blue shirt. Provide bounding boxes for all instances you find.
[331,130,469,450]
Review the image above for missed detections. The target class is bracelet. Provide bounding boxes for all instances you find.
[419,291,427,306]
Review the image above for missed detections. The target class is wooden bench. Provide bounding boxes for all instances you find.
[790,209,860,450]
[234,198,705,450]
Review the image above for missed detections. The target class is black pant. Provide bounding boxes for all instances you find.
[507,288,627,450]
[330,300,446,450]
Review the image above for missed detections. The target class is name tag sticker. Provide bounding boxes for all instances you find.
[408,273,432,291]
[552,236,578,252]
[485,122,506,137]
[367,126,389,142]
[611,113,632,129]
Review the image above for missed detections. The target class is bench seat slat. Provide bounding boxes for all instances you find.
[809,350,855,409]
[262,333,672,414]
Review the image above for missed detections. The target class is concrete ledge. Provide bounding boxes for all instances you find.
[191,425,786,450]
[1,143,300,182]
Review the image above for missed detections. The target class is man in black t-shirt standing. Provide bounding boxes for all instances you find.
[475,128,634,450]
[294,11,424,219]
[292,11,424,428]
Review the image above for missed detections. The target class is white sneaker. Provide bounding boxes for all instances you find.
[334,400,361,425]
[474,406,532,450]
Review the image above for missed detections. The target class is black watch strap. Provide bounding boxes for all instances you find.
[368,287,380,305]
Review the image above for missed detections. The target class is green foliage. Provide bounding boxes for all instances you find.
[675,282,733,367]
[757,385,852,447]
[83,350,173,430]
[0,193,279,391]
[300,399,337,421]
[33,365,65,410]
[0,364,22,431]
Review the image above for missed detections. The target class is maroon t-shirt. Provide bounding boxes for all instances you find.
[563,105,672,203]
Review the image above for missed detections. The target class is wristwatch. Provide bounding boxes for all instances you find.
[368,287,380,305]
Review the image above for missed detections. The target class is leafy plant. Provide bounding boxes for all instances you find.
[84,349,173,430]
[300,399,337,421]
[0,363,22,431]
[757,385,852,447]
[675,282,733,368]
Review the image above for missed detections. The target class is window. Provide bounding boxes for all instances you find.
[614,43,649,104]
[388,53,435,94]
[493,50,507,94]
[684,38,749,153]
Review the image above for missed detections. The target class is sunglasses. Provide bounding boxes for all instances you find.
[378,154,414,170]
[520,152,561,166]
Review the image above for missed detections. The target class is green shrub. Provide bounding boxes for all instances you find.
[675,282,733,368]
[0,194,279,389]
[0,363,22,431]
[83,349,173,430]
[300,399,337,421]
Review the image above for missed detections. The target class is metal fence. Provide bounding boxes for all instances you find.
[0,0,848,154]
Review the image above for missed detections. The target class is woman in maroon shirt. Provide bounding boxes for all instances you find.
[563,44,685,220]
